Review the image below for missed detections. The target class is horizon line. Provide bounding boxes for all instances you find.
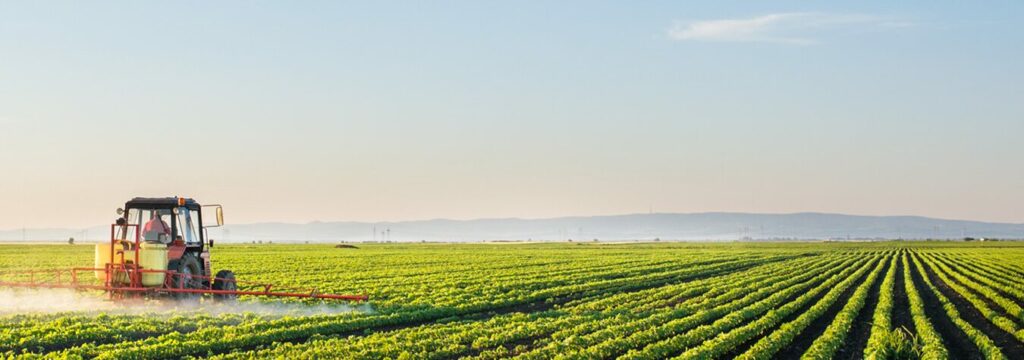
[2,210,1021,232]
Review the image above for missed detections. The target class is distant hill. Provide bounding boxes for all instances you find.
[1,212,1022,243]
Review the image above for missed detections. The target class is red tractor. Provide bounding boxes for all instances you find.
[1,197,367,302]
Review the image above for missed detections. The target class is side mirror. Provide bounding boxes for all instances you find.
[201,205,225,227]
[209,238,215,248]
[116,208,124,215]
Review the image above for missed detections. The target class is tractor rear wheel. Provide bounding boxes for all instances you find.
[172,254,203,301]
[212,270,238,302]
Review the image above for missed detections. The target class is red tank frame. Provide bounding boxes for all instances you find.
[0,224,369,302]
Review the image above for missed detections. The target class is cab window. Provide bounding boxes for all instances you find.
[176,207,200,245]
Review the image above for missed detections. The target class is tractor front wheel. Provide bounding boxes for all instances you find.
[172,254,203,301]
[212,270,238,302]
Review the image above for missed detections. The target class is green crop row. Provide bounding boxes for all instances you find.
[863,254,899,359]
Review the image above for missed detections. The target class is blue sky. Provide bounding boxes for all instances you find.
[1,1,1022,228]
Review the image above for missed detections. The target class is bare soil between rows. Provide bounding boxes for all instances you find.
[908,255,980,360]
[920,256,1024,359]
[722,259,876,359]
[835,258,889,360]
[891,257,917,335]
[775,258,882,359]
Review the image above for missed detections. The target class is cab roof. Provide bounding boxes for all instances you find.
[125,197,201,210]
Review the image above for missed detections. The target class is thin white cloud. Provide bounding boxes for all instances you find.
[667,12,908,45]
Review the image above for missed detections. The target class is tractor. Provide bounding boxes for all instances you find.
[103,196,233,301]
[0,197,368,302]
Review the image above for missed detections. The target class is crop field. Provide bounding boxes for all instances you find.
[1,242,1024,359]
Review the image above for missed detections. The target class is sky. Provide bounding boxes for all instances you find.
[1,1,1022,229]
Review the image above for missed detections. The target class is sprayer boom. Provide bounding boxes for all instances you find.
[0,267,368,301]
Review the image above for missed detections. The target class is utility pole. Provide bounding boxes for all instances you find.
[386,228,391,242]
[373,225,377,242]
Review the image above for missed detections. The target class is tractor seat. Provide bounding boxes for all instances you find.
[142,231,169,244]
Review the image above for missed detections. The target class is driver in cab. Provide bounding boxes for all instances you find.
[144,211,171,243]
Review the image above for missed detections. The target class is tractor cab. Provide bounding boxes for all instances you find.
[109,197,227,298]
[117,197,221,249]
